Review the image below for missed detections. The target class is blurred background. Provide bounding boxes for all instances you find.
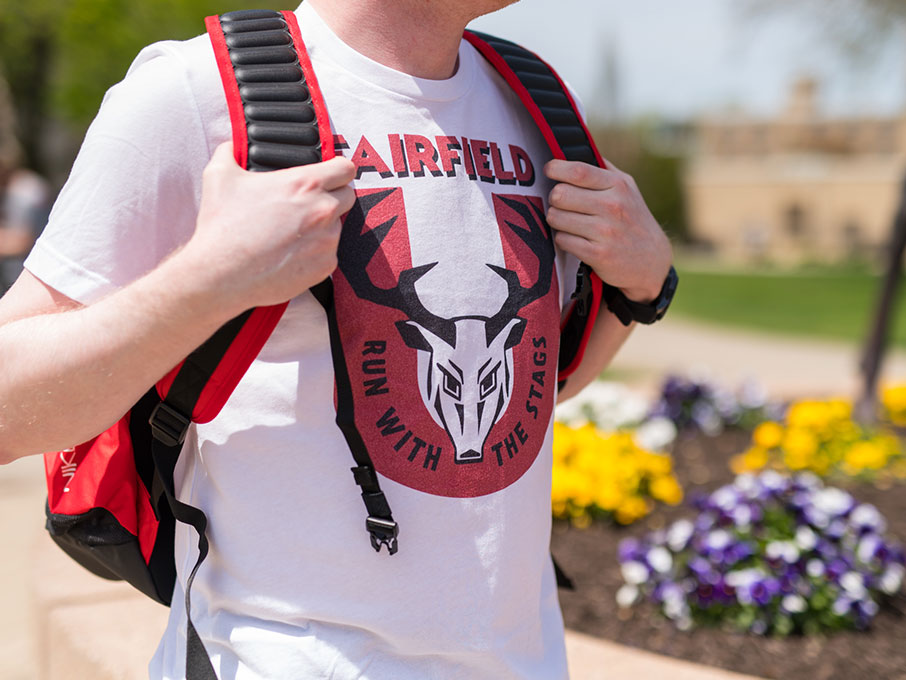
[4,2,906,679]
[2,0,906,372]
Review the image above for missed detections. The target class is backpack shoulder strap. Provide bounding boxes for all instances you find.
[463,30,606,388]
[152,8,333,441]
[145,12,335,680]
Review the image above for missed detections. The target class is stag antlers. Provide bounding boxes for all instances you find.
[338,190,554,348]
[339,189,457,346]
[485,196,555,343]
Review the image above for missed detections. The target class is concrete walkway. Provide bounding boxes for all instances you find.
[609,315,906,400]
[7,315,884,680]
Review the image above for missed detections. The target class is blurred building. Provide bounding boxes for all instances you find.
[685,78,906,263]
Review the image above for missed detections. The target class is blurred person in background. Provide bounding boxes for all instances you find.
[0,75,49,294]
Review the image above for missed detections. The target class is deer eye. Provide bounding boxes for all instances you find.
[439,366,462,400]
[479,363,500,400]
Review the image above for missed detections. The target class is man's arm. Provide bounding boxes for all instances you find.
[545,158,673,401]
[0,144,356,464]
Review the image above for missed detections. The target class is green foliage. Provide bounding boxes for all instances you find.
[628,148,687,241]
[670,265,906,347]
[0,0,274,168]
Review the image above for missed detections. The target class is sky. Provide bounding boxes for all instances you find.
[469,0,906,122]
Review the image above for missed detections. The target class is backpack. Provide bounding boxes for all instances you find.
[43,9,609,679]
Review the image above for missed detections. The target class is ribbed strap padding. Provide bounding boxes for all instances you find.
[467,31,598,166]
[220,9,322,171]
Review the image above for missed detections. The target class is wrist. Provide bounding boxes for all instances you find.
[618,261,673,304]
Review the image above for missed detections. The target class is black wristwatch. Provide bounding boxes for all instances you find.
[601,265,678,326]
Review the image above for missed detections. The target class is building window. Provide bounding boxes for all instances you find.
[785,203,808,239]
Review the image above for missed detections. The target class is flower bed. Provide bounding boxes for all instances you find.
[552,429,906,680]
[617,471,905,635]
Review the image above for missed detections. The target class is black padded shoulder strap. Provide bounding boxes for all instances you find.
[464,30,607,391]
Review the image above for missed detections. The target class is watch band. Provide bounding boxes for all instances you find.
[602,266,678,326]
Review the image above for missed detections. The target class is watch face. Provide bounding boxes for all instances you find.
[655,267,678,318]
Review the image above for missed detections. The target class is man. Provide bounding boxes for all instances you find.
[0,1,672,677]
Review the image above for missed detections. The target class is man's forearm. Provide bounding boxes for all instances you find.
[557,308,634,402]
[0,256,239,463]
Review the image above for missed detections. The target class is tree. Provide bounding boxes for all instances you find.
[0,1,273,174]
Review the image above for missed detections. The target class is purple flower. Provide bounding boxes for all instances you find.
[618,537,644,564]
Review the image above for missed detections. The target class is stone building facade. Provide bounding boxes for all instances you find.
[685,78,906,263]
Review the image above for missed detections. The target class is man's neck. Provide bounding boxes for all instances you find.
[306,0,473,80]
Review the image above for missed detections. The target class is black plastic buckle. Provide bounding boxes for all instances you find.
[571,265,593,317]
[149,402,191,448]
[366,517,399,555]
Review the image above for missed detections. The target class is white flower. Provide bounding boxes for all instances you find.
[616,584,639,608]
[841,572,867,600]
[712,487,738,512]
[795,472,821,490]
[667,519,694,552]
[675,616,693,631]
[733,473,759,498]
[732,504,753,528]
[726,567,764,589]
[621,561,649,586]
[634,417,677,452]
[850,504,886,533]
[861,598,880,617]
[766,541,799,563]
[782,594,807,614]
[856,535,881,564]
[663,591,689,620]
[880,565,905,595]
[758,470,786,492]
[812,488,853,518]
[795,526,818,552]
[806,559,825,578]
[738,379,767,409]
[832,596,852,616]
[705,529,732,552]
[553,399,588,427]
[647,546,673,574]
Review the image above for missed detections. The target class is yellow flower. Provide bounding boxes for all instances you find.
[881,384,906,425]
[731,446,770,474]
[650,475,683,505]
[753,421,784,449]
[615,496,650,525]
[782,427,819,466]
[845,440,889,472]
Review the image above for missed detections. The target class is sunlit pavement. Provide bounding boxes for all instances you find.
[610,316,906,401]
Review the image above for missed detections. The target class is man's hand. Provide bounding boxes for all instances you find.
[180,142,357,314]
[545,158,672,304]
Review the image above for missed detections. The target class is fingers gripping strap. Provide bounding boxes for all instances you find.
[463,30,606,383]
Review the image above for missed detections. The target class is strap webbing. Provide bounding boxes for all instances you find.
[310,281,399,554]
[150,438,217,680]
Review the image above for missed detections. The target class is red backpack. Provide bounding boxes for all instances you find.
[43,8,609,679]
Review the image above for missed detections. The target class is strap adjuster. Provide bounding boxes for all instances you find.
[571,265,593,317]
[366,517,399,555]
[149,402,191,448]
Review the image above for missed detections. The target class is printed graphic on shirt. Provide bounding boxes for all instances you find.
[333,186,560,498]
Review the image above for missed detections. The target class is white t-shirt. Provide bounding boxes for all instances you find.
[27,4,578,678]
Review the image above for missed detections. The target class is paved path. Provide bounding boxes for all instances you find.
[609,315,906,400]
[5,315,876,679]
